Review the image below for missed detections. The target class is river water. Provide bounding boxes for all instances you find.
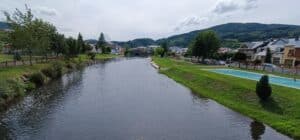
[0,58,290,140]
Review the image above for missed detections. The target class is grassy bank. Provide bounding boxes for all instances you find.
[0,54,13,62]
[0,54,118,111]
[153,57,300,139]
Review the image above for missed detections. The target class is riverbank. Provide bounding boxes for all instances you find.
[153,57,300,139]
[0,54,118,111]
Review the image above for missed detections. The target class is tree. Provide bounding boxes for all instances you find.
[124,47,130,56]
[5,6,56,65]
[51,33,66,57]
[105,47,111,54]
[154,47,165,57]
[66,37,78,57]
[265,48,272,63]
[256,75,272,101]
[30,19,57,60]
[160,41,169,57]
[77,33,85,53]
[190,30,220,62]
[233,52,247,68]
[96,33,106,53]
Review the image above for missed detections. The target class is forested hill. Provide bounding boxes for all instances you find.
[112,38,156,48]
[158,23,300,47]
[112,23,300,48]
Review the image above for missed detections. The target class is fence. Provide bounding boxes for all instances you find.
[229,63,300,76]
[179,57,300,76]
[0,57,61,68]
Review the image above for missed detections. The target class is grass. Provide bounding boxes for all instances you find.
[153,57,300,139]
[75,54,118,61]
[0,54,13,62]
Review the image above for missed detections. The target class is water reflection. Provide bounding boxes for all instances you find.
[0,69,84,139]
[250,121,266,140]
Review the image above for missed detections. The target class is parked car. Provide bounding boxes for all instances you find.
[262,63,279,69]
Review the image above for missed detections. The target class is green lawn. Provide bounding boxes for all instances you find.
[76,54,118,62]
[153,57,300,139]
[0,54,13,62]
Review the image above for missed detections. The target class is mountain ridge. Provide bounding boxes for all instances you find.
[112,22,300,48]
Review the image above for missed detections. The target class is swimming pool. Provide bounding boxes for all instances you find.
[208,69,300,90]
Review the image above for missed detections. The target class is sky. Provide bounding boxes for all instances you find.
[1,0,300,41]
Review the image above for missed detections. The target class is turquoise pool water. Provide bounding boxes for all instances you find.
[208,69,300,90]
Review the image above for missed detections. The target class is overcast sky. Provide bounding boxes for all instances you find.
[1,0,300,41]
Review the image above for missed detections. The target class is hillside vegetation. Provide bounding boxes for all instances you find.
[113,23,300,48]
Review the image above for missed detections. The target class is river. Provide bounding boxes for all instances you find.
[0,58,290,140]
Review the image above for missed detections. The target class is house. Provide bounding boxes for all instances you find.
[282,38,300,67]
[218,47,233,54]
[238,41,265,60]
[89,44,102,53]
[169,46,188,55]
[251,38,292,64]
[265,38,287,64]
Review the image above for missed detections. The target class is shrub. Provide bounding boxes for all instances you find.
[7,79,25,97]
[0,82,9,99]
[42,61,64,79]
[51,61,63,77]
[87,52,96,60]
[66,61,76,69]
[29,72,46,86]
[256,75,272,101]
[41,67,55,78]
[24,82,36,91]
[0,79,25,99]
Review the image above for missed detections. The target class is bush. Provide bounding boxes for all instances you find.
[256,75,272,101]
[87,52,96,60]
[41,67,55,78]
[42,61,64,79]
[0,79,25,99]
[0,82,9,99]
[7,79,25,97]
[24,82,36,91]
[29,72,46,86]
[66,61,76,69]
[51,61,63,77]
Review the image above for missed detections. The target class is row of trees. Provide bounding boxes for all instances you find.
[4,6,110,65]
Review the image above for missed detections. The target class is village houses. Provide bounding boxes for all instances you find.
[237,37,300,67]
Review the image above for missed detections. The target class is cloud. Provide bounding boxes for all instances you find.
[213,0,258,14]
[174,16,209,31]
[34,6,59,16]
[58,26,73,32]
